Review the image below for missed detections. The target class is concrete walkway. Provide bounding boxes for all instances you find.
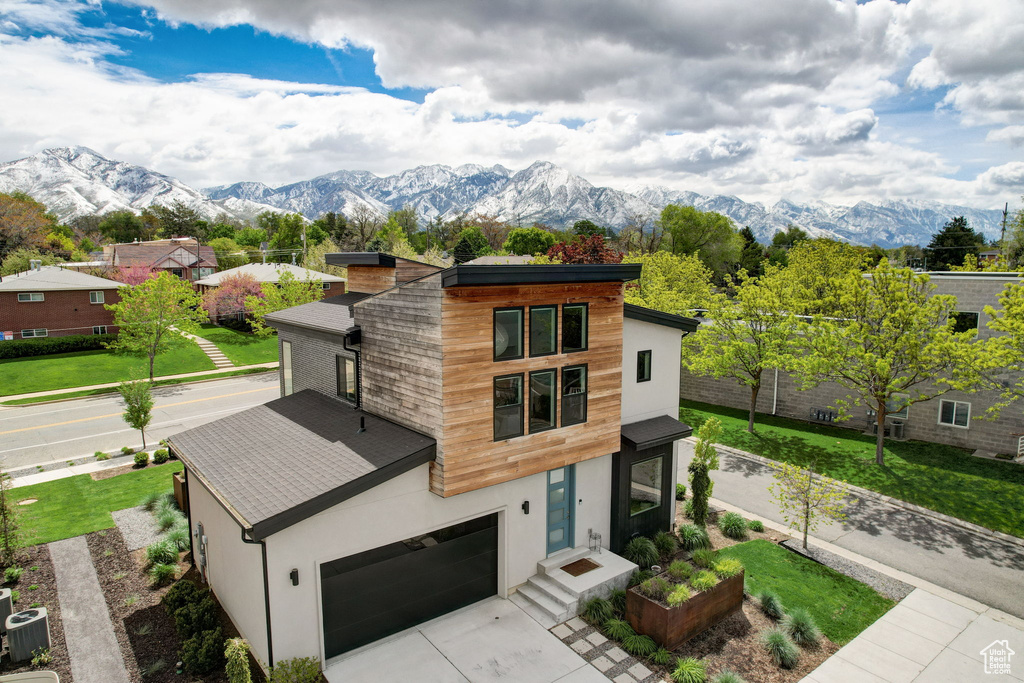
[48,536,131,683]
[177,329,234,369]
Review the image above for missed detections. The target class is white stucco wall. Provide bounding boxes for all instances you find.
[622,318,684,423]
[187,474,270,664]
[263,455,612,664]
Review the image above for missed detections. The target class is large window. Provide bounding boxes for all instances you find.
[561,365,587,426]
[282,341,293,396]
[493,374,524,440]
[939,400,970,428]
[637,350,652,382]
[952,311,979,335]
[493,308,524,361]
[529,370,556,433]
[562,304,588,353]
[21,329,47,338]
[92,326,107,335]
[630,457,662,516]
[89,291,105,304]
[337,354,357,404]
[529,306,558,357]
[17,293,44,302]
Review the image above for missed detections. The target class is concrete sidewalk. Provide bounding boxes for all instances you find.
[11,453,142,488]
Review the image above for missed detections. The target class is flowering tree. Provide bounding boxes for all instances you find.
[546,234,622,264]
[203,273,263,321]
[113,264,158,285]
[769,462,852,549]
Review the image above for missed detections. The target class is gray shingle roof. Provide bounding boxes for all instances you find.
[621,415,693,450]
[264,292,371,335]
[194,262,345,287]
[169,389,435,540]
[0,266,125,291]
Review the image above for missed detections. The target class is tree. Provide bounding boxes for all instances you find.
[468,214,512,251]
[0,465,21,568]
[769,462,851,550]
[450,226,491,263]
[151,201,203,238]
[738,226,764,277]
[0,192,55,260]
[503,227,556,255]
[778,239,867,316]
[622,251,712,316]
[0,248,59,276]
[99,210,147,244]
[206,223,238,241]
[118,373,154,449]
[225,638,252,683]
[796,259,985,465]
[547,235,622,264]
[304,237,348,278]
[258,212,305,257]
[765,224,809,267]
[1002,198,1024,268]
[685,267,798,433]
[203,273,264,321]
[105,272,207,380]
[618,213,664,255]
[981,281,1024,415]
[208,237,248,270]
[572,219,605,237]
[346,205,383,251]
[235,227,268,250]
[390,205,419,239]
[366,216,412,254]
[688,418,721,528]
[246,270,324,337]
[113,264,159,285]
[312,211,349,245]
[923,216,986,271]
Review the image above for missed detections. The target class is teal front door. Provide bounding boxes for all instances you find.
[546,465,575,555]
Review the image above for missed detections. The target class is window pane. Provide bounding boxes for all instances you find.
[563,305,587,352]
[940,401,955,424]
[562,366,587,426]
[548,528,564,545]
[494,375,523,439]
[548,510,563,525]
[338,356,357,402]
[549,468,564,484]
[630,457,662,516]
[282,341,293,396]
[549,488,564,505]
[494,309,523,360]
[530,306,557,356]
[954,402,970,427]
[952,312,979,335]
[530,370,556,432]
[637,350,652,382]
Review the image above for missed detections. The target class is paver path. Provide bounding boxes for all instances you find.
[49,536,131,683]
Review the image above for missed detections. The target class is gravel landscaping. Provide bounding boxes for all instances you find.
[112,505,164,551]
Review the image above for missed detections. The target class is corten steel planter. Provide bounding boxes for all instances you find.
[626,570,744,650]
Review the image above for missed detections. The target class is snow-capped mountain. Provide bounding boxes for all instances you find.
[0,147,1007,248]
[0,147,280,222]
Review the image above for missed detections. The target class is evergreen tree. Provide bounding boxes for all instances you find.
[923,216,985,271]
[738,226,764,276]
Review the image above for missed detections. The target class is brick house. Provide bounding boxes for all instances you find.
[104,238,218,283]
[0,264,125,339]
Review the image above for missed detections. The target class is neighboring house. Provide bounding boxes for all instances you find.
[0,263,124,340]
[102,238,217,282]
[193,262,345,294]
[681,271,1024,455]
[167,252,698,670]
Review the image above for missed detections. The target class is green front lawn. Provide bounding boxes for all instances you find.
[680,399,1024,538]
[14,461,184,545]
[719,540,894,645]
[199,324,278,366]
[0,345,215,396]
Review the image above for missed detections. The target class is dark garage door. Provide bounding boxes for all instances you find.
[320,513,498,658]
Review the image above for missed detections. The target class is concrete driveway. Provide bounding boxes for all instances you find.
[323,598,607,683]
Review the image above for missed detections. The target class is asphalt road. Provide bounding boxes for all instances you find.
[677,439,1024,619]
[0,373,280,469]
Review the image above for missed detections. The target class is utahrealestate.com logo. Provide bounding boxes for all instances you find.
[980,640,1015,675]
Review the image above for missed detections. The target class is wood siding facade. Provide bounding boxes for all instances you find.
[347,260,442,294]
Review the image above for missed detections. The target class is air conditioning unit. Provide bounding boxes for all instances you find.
[6,608,51,662]
[0,588,12,633]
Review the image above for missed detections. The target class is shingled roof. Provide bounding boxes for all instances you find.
[621,415,693,450]
[169,390,436,540]
[0,266,124,291]
[264,292,372,335]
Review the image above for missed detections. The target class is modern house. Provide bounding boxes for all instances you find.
[193,262,345,294]
[681,270,1024,456]
[0,263,124,340]
[167,252,698,670]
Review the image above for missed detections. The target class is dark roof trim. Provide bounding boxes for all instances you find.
[326,252,397,267]
[624,303,700,333]
[441,263,643,287]
[268,320,355,343]
[249,443,435,540]
[621,415,694,450]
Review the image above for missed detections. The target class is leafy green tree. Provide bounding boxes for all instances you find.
[622,251,712,316]
[0,465,21,568]
[235,227,268,250]
[206,223,238,241]
[0,248,59,275]
[151,201,203,238]
[657,205,741,278]
[503,227,556,255]
[688,418,721,528]
[105,272,207,380]
[450,226,491,263]
[118,373,154,449]
[765,224,809,267]
[346,205,383,251]
[0,192,57,259]
[982,281,1024,415]
[304,238,348,278]
[572,219,605,237]
[312,212,349,245]
[923,216,986,271]
[738,226,764,277]
[366,216,412,254]
[685,267,798,433]
[208,237,248,270]
[259,212,306,257]
[796,259,985,465]
[1003,198,1024,268]
[777,239,866,316]
[246,270,324,337]
[390,205,419,238]
[769,462,851,550]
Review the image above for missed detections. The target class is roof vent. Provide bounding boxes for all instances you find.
[357,416,366,434]
[29,260,42,271]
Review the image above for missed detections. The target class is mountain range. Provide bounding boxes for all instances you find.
[0,147,1006,248]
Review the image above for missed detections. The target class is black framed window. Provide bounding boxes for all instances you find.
[530,306,558,357]
[561,365,587,426]
[494,308,524,361]
[637,350,652,382]
[282,341,293,396]
[529,369,557,433]
[630,456,663,516]
[494,374,524,440]
[952,311,979,335]
[337,354,358,404]
[562,303,588,353]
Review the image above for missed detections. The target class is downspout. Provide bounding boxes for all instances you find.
[343,328,362,408]
[241,529,274,669]
[183,465,194,565]
[772,368,779,416]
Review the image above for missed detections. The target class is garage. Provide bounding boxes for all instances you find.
[320,513,499,658]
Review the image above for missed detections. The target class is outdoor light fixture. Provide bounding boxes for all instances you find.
[290,568,299,586]
[521,500,530,514]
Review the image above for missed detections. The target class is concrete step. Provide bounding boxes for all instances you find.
[509,590,557,629]
[527,574,578,610]
[537,547,590,576]
[515,582,571,624]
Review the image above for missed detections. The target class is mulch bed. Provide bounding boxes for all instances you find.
[0,543,72,682]
[90,464,139,481]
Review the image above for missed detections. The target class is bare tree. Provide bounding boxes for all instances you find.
[619,213,663,254]
[346,204,384,250]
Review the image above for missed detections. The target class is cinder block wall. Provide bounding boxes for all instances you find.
[276,328,354,400]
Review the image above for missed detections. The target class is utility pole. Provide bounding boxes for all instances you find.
[1001,202,1009,256]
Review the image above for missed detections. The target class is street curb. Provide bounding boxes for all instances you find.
[683,436,1024,552]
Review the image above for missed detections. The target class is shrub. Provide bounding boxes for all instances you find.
[146,540,177,566]
[718,512,747,539]
[139,491,163,511]
[157,509,183,532]
[269,656,322,683]
[713,558,744,579]
[637,577,671,602]
[653,530,679,558]
[761,627,800,668]
[691,548,717,568]
[748,520,765,533]
[671,657,707,683]
[175,597,218,640]
[667,560,694,582]
[149,563,176,586]
[675,483,686,501]
[623,536,659,569]
[683,499,694,518]
[153,449,170,464]
[94,451,110,461]
[166,523,190,552]
[582,597,613,625]
[628,569,653,588]
[181,627,225,675]
[667,584,691,607]
[225,638,252,683]
[163,579,206,614]
[713,671,747,683]
[10,590,18,603]
[30,647,52,667]
[133,452,149,468]
[757,590,785,620]
[690,570,719,592]
[609,588,627,615]
[677,524,709,551]
[604,618,635,641]
[622,633,657,657]
[782,607,821,646]
[0,333,116,360]
[121,446,135,455]
[156,493,179,516]
[651,646,672,666]
[4,566,23,584]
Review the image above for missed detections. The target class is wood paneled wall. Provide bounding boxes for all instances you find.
[432,282,624,497]
[347,266,396,294]
[396,259,443,284]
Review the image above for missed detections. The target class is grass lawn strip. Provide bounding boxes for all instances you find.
[718,539,894,645]
[14,461,184,546]
[680,399,1024,538]
[199,323,278,366]
[0,344,214,396]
